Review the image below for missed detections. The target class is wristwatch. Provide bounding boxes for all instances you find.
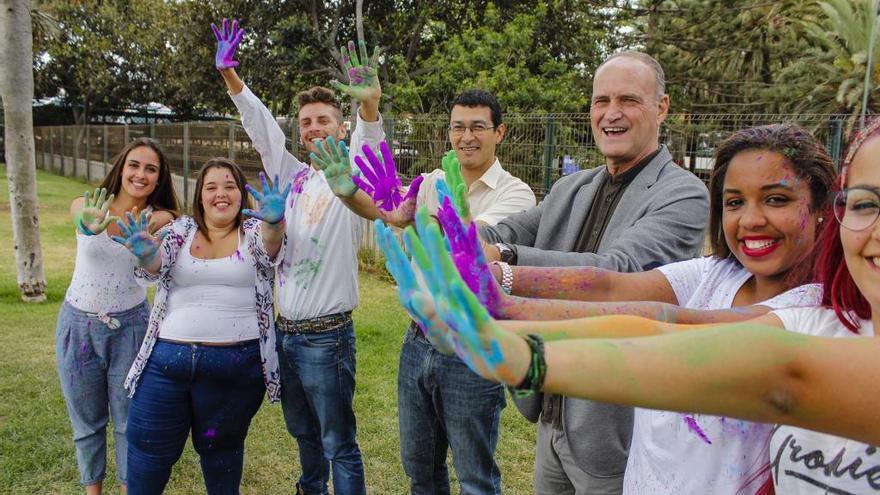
[495,243,517,264]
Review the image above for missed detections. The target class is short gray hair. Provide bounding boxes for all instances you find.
[596,51,666,101]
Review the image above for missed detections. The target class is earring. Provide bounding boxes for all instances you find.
[817,217,824,223]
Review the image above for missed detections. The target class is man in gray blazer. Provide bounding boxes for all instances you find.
[480,52,709,494]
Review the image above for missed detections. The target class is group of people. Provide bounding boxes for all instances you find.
[51,16,877,495]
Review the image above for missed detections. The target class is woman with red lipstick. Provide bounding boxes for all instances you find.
[435,124,837,493]
[409,120,880,495]
[56,138,179,495]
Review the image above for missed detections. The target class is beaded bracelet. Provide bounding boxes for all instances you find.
[512,333,547,398]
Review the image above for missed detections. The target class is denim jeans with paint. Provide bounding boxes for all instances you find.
[276,322,365,495]
[398,324,506,495]
[55,299,149,486]
[126,339,265,495]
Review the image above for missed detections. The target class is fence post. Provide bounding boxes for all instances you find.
[85,125,91,183]
[102,125,109,176]
[542,115,557,194]
[228,122,236,160]
[74,126,81,178]
[183,122,190,212]
[827,118,845,170]
[150,122,156,139]
[124,123,129,144]
[49,127,54,171]
[59,126,65,176]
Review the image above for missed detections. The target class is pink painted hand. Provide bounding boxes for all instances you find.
[211,18,245,70]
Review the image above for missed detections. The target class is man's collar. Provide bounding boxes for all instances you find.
[472,158,503,190]
[607,147,662,184]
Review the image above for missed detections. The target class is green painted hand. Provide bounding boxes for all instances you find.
[441,150,471,223]
[76,187,119,235]
[310,136,358,197]
[330,39,382,103]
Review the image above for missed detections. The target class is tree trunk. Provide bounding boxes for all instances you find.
[0,0,47,302]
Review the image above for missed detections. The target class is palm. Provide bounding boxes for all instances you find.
[243,172,291,224]
[331,40,382,102]
[310,137,358,198]
[111,210,166,264]
[80,206,105,231]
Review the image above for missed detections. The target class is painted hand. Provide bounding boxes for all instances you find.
[440,150,471,223]
[405,207,524,383]
[354,141,424,226]
[211,18,245,70]
[374,219,456,355]
[310,136,358,197]
[435,182,502,316]
[76,187,119,235]
[111,209,168,265]
[243,172,291,224]
[330,39,382,103]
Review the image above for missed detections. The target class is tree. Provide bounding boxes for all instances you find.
[1,0,47,302]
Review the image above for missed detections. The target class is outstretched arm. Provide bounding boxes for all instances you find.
[243,172,289,259]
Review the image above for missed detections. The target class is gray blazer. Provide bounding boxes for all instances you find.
[480,145,709,477]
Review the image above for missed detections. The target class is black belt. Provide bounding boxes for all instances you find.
[276,312,352,334]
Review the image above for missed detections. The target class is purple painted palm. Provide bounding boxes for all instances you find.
[436,196,502,317]
[353,141,422,211]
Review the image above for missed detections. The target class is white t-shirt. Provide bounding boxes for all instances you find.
[231,85,383,320]
[623,257,823,494]
[769,306,878,495]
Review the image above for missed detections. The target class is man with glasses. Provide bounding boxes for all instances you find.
[321,89,535,494]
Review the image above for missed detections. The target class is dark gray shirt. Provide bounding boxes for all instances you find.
[574,148,661,254]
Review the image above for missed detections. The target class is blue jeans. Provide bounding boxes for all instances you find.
[55,300,149,486]
[398,325,506,495]
[276,323,365,495]
[126,340,265,495]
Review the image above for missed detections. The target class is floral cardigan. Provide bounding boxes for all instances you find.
[124,216,284,402]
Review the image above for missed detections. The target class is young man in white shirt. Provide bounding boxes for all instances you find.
[213,21,383,495]
[318,89,537,494]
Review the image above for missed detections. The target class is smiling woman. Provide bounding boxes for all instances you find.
[55,138,180,495]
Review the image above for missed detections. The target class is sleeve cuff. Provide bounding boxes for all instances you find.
[355,112,385,140]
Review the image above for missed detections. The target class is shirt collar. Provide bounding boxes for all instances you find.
[608,147,661,185]
[472,158,503,190]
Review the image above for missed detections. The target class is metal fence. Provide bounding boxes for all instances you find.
[31,112,850,208]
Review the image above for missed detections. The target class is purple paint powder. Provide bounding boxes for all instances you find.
[204,428,217,439]
[233,249,245,262]
[683,415,712,445]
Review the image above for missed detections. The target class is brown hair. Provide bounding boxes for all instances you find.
[296,86,343,123]
[99,137,181,216]
[191,158,252,240]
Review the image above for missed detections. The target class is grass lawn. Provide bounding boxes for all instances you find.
[0,165,537,494]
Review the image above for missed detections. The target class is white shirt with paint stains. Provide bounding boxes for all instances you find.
[623,256,823,494]
[231,85,384,320]
[770,306,878,495]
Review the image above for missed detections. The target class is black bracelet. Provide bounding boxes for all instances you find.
[513,334,547,398]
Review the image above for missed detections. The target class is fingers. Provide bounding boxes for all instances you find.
[244,183,263,202]
[97,215,119,231]
[379,141,397,179]
[211,22,221,41]
[354,154,380,187]
[404,175,424,202]
[357,39,369,68]
[280,176,292,199]
[347,40,360,67]
[241,208,264,220]
[100,193,114,214]
[360,144,385,182]
[368,44,382,68]
[110,235,127,246]
[259,171,270,194]
[94,188,107,208]
[329,79,350,94]
[221,18,229,39]
[339,44,354,73]
[231,19,239,38]
[351,175,375,196]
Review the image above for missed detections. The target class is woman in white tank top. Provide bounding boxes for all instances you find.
[113,158,288,494]
[55,138,179,495]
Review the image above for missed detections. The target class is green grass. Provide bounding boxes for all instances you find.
[0,166,536,493]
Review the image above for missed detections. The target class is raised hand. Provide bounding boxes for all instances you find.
[76,187,119,235]
[330,39,381,103]
[310,136,359,198]
[243,172,290,224]
[211,18,245,70]
[111,209,168,266]
[374,219,456,355]
[440,150,471,222]
[354,141,424,226]
[405,207,524,383]
[435,182,502,316]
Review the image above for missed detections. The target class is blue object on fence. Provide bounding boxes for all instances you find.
[562,155,579,176]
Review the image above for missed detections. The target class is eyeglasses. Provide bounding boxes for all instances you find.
[448,124,496,136]
[833,187,880,231]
